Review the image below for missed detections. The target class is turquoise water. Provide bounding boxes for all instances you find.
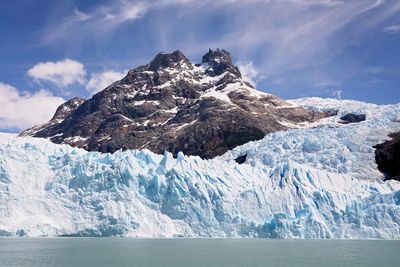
[0,238,399,267]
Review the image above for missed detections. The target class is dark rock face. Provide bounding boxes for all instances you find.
[20,49,331,158]
[201,48,240,77]
[340,113,366,124]
[149,50,190,71]
[235,154,247,164]
[374,132,400,181]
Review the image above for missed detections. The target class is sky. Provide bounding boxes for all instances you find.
[0,0,400,132]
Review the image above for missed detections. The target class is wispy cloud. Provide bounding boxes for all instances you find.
[40,1,150,45]
[145,0,396,77]
[38,0,400,86]
[0,82,65,131]
[27,59,86,88]
[40,0,372,46]
[383,24,400,33]
[332,89,342,99]
[236,61,261,86]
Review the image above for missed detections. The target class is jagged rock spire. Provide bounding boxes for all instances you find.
[202,48,241,77]
[202,48,232,65]
[148,50,190,71]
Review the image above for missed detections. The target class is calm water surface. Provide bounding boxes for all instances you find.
[0,238,399,267]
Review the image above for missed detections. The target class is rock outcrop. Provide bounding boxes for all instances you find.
[339,113,366,124]
[374,132,400,181]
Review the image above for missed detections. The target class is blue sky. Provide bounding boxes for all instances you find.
[0,0,400,132]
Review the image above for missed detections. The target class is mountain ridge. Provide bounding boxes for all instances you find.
[20,49,332,158]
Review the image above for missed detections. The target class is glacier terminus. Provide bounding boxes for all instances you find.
[1,97,399,239]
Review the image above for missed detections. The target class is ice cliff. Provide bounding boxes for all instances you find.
[1,98,400,238]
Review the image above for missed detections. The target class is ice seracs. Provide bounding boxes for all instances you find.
[1,97,400,238]
[222,97,400,180]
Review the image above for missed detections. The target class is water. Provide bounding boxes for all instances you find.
[0,238,399,267]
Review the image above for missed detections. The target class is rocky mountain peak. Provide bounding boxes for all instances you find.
[148,50,190,71]
[201,48,239,77]
[202,48,232,65]
[20,49,332,158]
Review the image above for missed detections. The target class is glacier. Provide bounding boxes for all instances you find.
[0,98,400,238]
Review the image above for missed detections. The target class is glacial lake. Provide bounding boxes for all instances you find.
[0,238,399,267]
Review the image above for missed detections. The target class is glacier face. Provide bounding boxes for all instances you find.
[222,98,400,180]
[1,98,400,238]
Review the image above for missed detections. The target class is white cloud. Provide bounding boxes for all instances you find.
[332,89,342,99]
[27,59,86,88]
[85,70,126,94]
[0,82,65,131]
[27,57,126,96]
[236,61,260,86]
[383,24,400,33]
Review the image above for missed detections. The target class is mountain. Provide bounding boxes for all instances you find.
[1,98,400,238]
[20,49,331,158]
